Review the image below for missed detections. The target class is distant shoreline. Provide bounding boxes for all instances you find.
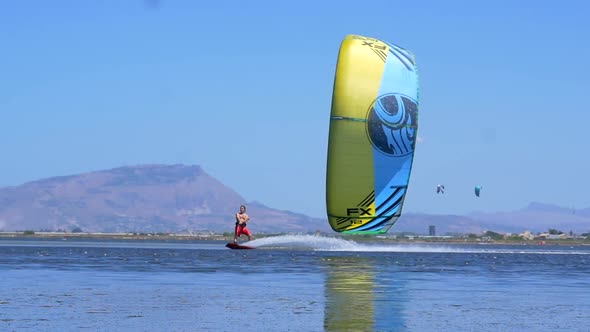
[1,231,589,246]
[0,231,228,241]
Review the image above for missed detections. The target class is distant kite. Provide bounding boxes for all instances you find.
[474,185,482,197]
[436,184,445,194]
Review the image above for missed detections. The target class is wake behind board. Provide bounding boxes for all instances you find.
[226,243,255,250]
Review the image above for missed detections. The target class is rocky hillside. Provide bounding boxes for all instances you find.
[0,164,329,234]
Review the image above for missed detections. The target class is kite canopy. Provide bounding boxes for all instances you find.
[436,185,445,194]
[326,35,419,234]
[474,185,482,197]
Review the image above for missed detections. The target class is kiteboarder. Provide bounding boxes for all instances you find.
[233,204,252,243]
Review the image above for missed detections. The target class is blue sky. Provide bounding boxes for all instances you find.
[1,0,588,218]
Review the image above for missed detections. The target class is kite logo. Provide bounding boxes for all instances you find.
[361,41,386,50]
[346,207,372,216]
[366,93,418,156]
[352,35,388,62]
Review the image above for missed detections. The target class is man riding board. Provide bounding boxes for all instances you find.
[233,204,252,243]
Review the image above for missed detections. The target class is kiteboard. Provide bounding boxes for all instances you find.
[225,243,255,250]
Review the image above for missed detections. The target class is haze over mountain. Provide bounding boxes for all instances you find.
[395,203,590,235]
[0,164,329,234]
[0,164,588,235]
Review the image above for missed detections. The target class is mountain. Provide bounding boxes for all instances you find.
[466,203,590,234]
[393,202,590,235]
[392,213,491,235]
[1,164,588,235]
[0,164,330,234]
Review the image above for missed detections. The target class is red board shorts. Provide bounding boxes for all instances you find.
[236,224,251,237]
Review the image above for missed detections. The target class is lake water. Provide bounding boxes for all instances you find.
[1,235,589,331]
